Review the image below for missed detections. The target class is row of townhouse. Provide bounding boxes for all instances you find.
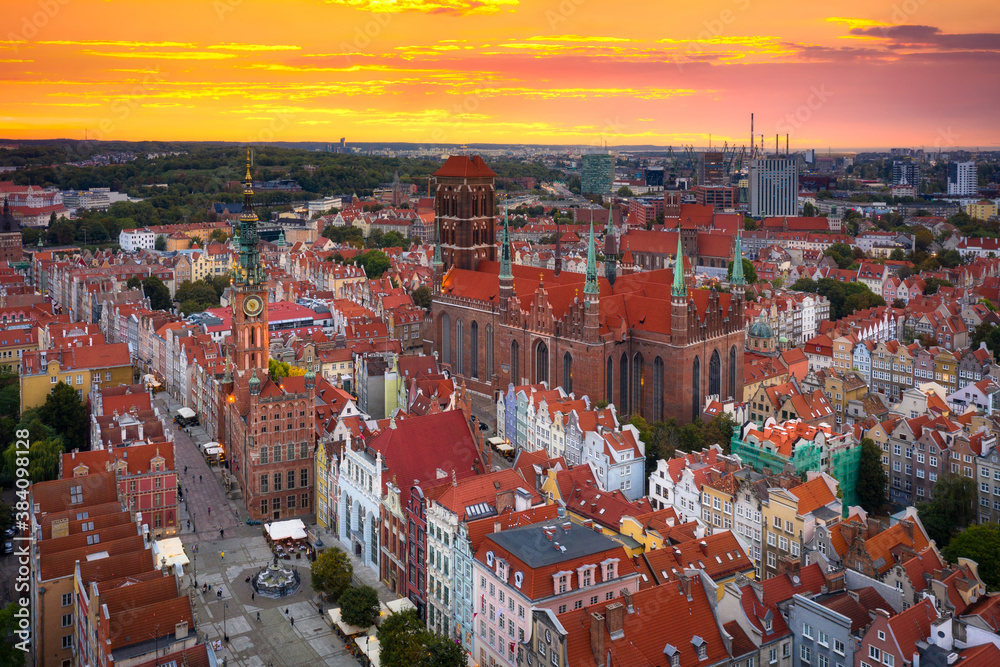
[745,291,830,346]
[496,383,647,500]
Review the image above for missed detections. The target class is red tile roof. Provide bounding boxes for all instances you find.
[366,410,485,507]
[563,572,729,667]
[433,155,497,179]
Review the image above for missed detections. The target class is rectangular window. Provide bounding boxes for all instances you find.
[301,468,309,487]
[62,593,73,607]
[62,635,72,650]
[287,470,296,489]
[273,473,282,491]
[260,474,268,493]
[61,614,72,628]
[801,646,812,664]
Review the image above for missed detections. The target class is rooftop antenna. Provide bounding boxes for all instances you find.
[786,134,789,157]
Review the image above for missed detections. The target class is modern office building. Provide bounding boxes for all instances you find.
[892,160,920,187]
[644,165,665,189]
[581,152,615,195]
[749,157,798,217]
[947,161,976,196]
[699,151,727,186]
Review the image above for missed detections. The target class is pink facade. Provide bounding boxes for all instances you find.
[472,551,638,667]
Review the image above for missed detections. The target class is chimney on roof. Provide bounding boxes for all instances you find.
[605,602,625,640]
[900,519,914,541]
[590,613,605,663]
[778,556,801,577]
[543,526,556,541]
[698,540,709,556]
[621,588,634,613]
[677,572,693,601]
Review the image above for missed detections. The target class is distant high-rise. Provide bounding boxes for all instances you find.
[581,152,614,195]
[892,160,920,187]
[699,151,726,186]
[644,165,665,189]
[947,161,976,196]
[749,158,797,217]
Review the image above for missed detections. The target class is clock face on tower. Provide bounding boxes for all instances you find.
[243,295,264,318]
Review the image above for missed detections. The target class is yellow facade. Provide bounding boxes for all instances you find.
[702,484,736,533]
[315,442,333,530]
[191,250,233,282]
[966,201,998,221]
[832,336,855,372]
[20,358,132,413]
[0,338,36,375]
[933,349,959,395]
[761,489,803,579]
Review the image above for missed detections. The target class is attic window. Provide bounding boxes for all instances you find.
[486,551,494,567]
[514,572,523,588]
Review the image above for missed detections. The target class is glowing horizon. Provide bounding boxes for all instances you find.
[2,0,998,150]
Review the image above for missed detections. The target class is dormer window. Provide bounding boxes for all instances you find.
[692,636,708,660]
[514,572,523,589]
[497,559,509,581]
[602,559,619,581]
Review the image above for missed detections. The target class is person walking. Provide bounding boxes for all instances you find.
[217,589,222,600]
[208,507,212,516]
[290,617,294,627]
[256,611,260,622]
[220,528,224,538]
[220,551,225,560]
[251,592,255,602]
[200,475,203,483]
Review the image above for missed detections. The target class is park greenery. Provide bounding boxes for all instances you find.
[0,381,88,486]
[629,413,738,478]
[856,438,888,514]
[789,277,886,320]
[917,475,977,548]
[269,359,307,381]
[943,523,1000,591]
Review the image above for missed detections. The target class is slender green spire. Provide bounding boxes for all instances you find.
[584,220,599,295]
[433,217,442,266]
[235,148,265,286]
[731,232,746,286]
[499,202,513,280]
[671,231,687,298]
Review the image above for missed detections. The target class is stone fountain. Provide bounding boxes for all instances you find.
[252,555,301,598]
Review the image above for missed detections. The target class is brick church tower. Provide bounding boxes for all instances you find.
[224,151,316,521]
[433,155,496,271]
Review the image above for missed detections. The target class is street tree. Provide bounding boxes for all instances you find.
[310,547,353,600]
[40,382,88,451]
[338,586,380,628]
[943,523,1000,590]
[856,438,888,514]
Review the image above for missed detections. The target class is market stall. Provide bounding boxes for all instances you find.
[354,635,380,667]
[264,519,312,560]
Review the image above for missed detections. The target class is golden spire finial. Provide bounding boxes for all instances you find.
[245,147,252,182]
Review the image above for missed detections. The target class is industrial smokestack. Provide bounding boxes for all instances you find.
[786,134,789,157]
[776,134,779,156]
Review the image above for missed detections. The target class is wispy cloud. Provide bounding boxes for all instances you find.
[322,0,517,16]
[207,43,301,52]
[83,50,237,60]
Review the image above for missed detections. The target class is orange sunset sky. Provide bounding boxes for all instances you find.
[1,0,998,148]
